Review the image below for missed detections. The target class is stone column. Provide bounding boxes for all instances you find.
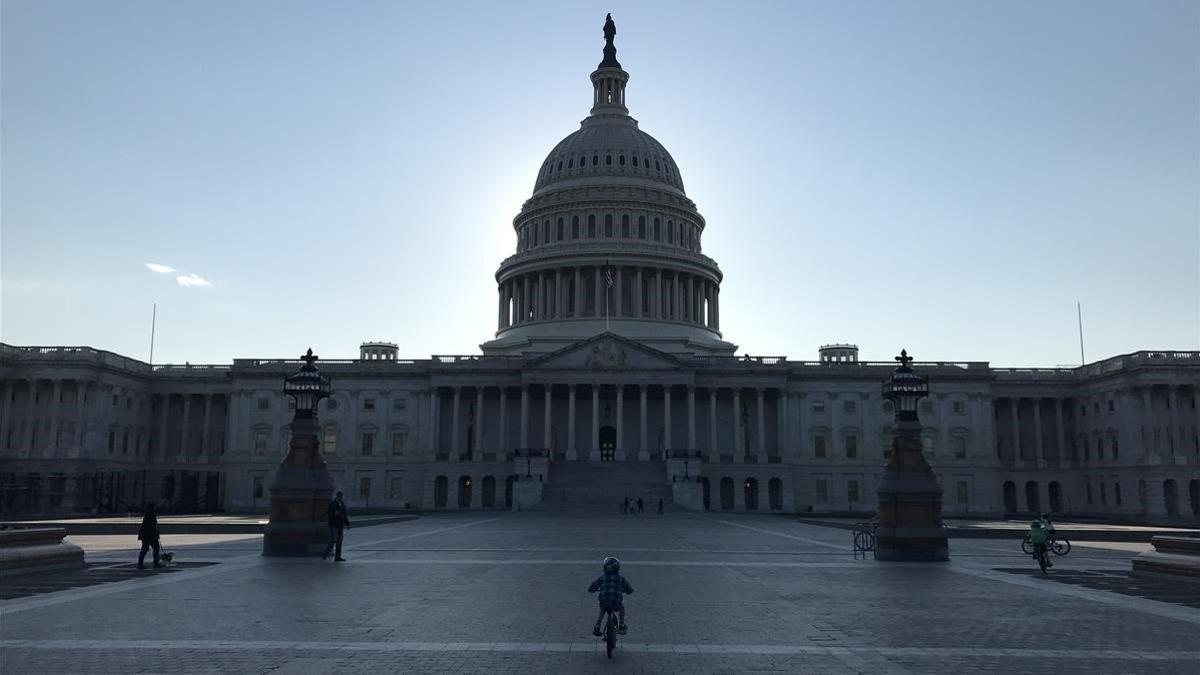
[201,394,214,460]
[1033,398,1044,463]
[556,269,564,318]
[158,394,171,459]
[756,388,766,459]
[635,267,643,317]
[430,388,441,459]
[1171,386,1185,456]
[0,380,11,450]
[593,267,602,318]
[73,382,89,456]
[542,384,552,451]
[709,388,719,461]
[180,394,193,460]
[614,266,623,317]
[713,286,720,329]
[497,284,505,329]
[567,384,577,460]
[776,391,786,460]
[638,385,648,461]
[498,386,508,455]
[654,269,662,319]
[536,272,545,321]
[616,385,625,460]
[22,379,37,451]
[1056,398,1067,463]
[450,386,461,461]
[574,267,582,318]
[733,388,743,462]
[664,385,673,456]
[519,385,530,449]
[46,380,62,454]
[1141,389,1153,456]
[475,387,485,459]
[687,386,696,451]
[591,385,600,461]
[1009,398,1020,461]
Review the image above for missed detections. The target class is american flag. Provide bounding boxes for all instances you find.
[605,264,614,288]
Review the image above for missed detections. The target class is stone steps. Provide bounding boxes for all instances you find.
[537,460,674,512]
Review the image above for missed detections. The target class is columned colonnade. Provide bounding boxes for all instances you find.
[429,383,781,462]
[497,265,720,330]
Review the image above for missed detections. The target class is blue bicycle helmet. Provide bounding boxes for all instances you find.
[603,557,620,573]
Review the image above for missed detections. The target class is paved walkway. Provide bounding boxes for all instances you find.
[2,512,1197,673]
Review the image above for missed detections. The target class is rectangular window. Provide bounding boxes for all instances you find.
[392,431,405,456]
[1100,482,1107,505]
[1114,482,1122,505]
[815,479,828,504]
[257,397,270,411]
[361,432,374,456]
[252,476,264,499]
[847,480,860,504]
[364,398,376,411]
[393,397,407,411]
[1111,436,1118,459]
[956,480,969,506]
[323,429,337,456]
[812,400,826,413]
[845,435,857,459]
[952,401,966,414]
[254,431,269,456]
[954,436,967,459]
[1094,402,1100,414]
[1085,482,1093,504]
[1107,400,1114,412]
[388,476,403,499]
[359,476,371,500]
[843,400,856,414]
[814,436,827,458]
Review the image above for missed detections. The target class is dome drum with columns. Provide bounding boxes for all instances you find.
[482,19,734,357]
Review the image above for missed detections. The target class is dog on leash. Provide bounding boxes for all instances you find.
[159,551,175,567]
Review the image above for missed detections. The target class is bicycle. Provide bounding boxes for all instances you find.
[601,608,619,658]
[1032,541,1050,574]
[1022,534,1071,557]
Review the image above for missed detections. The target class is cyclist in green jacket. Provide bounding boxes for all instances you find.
[1028,519,1052,568]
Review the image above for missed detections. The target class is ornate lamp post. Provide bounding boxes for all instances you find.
[262,349,336,556]
[875,349,949,562]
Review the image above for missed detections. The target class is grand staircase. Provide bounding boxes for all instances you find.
[536,460,673,512]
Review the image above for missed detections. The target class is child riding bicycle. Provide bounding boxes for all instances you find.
[1028,519,1053,568]
[588,556,634,636]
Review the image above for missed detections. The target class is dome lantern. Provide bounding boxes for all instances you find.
[591,13,629,117]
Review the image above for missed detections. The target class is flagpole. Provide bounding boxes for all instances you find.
[605,260,611,333]
[149,303,157,366]
[1076,302,1085,366]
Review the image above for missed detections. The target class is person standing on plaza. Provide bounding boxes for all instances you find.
[657,498,663,514]
[137,503,162,569]
[623,495,630,515]
[636,497,644,514]
[323,491,351,561]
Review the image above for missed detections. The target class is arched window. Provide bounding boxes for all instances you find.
[556,161,562,172]
[621,214,630,238]
[568,158,574,169]
[631,155,638,168]
[556,218,564,240]
[571,216,580,239]
[768,478,783,511]
[655,160,661,172]
[667,220,674,243]
[604,214,613,237]
[543,220,550,243]
[587,215,596,238]
[653,218,661,241]
[605,154,612,165]
[434,476,448,508]
[532,226,539,246]
[744,478,759,510]
[580,155,586,167]
[638,216,646,239]
[618,154,625,166]
[592,154,599,166]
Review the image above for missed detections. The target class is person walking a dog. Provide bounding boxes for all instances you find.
[137,503,163,569]
[323,491,351,561]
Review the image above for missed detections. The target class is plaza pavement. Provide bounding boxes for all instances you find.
[1,511,1197,674]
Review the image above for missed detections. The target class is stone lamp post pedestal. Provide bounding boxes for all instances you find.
[262,349,335,557]
[875,350,949,562]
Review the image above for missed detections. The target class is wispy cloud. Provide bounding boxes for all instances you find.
[175,273,211,287]
[144,262,212,288]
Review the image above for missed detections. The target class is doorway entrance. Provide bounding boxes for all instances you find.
[599,426,617,462]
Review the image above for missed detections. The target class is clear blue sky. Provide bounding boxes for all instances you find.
[2,1,1197,366]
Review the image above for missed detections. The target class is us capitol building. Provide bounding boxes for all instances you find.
[2,18,1197,523]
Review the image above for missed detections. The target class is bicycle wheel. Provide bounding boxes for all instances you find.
[1051,539,1071,556]
[606,617,615,659]
[1021,536,1034,555]
[854,530,868,552]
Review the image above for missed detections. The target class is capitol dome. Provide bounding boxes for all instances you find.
[481,15,735,358]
